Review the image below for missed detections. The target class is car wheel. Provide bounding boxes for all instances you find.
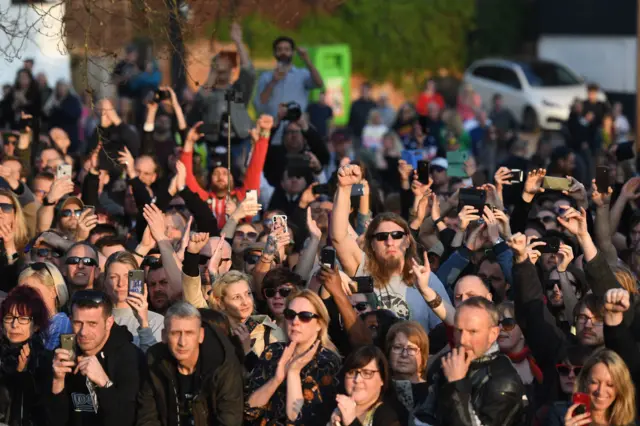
[522,107,538,132]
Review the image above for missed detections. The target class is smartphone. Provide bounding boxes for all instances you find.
[542,176,572,191]
[531,236,560,254]
[273,215,288,234]
[320,246,336,269]
[351,276,374,294]
[446,151,470,178]
[312,183,331,196]
[56,164,72,180]
[616,141,634,161]
[18,116,32,132]
[572,392,591,416]
[128,269,145,295]
[417,160,430,184]
[351,184,364,197]
[60,334,76,361]
[245,190,257,203]
[595,166,610,191]
[84,205,95,215]
[510,169,524,184]
[458,188,487,212]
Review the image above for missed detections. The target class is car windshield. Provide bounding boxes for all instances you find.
[518,61,582,87]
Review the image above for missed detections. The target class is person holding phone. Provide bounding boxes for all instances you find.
[103,251,164,353]
[0,286,51,426]
[245,291,341,426]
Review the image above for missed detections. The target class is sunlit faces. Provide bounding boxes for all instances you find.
[232,223,258,254]
[147,267,171,312]
[286,297,321,344]
[389,332,422,378]
[71,306,114,355]
[105,262,132,305]
[557,360,582,395]
[454,305,499,360]
[218,280,254,323]
[453,276,492,308]
[370,221,409,267]
[0,195,15,228]
[65,245,98,289]
[344,359,384,406]
[210,168,229,192]
[587,362,616,413]
[497,313,523,353]
[59,201,82,233]
[575,306,604,347]
[3,306,34,344]
[165,316,204,363]
[32,177,53,204]
[135,156,157,187]
[264,284,294,317]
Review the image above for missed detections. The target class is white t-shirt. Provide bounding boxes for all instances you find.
[361,124,388,150]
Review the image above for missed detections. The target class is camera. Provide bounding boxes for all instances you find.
[284,101,302,122]
[154,89,170,102]
[224,89,244,104]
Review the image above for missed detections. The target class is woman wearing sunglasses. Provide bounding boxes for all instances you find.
[18,261,71,350]
[210,271,284,369]
[260,267,304,329]
[245,290,341,426]
[330,345,401,426]
[0,286,52,426]
[0,190,30,290]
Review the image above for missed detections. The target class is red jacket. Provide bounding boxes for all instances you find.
[180,136,269,228]
[416,92,445,116]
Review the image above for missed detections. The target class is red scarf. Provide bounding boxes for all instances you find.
[507,346,543,384]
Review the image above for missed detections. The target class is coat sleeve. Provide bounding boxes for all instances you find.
[212,344,245,425]
[46,388,70,426]
[136,375,162,426]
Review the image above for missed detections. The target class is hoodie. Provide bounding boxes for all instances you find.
[46,324,145,426]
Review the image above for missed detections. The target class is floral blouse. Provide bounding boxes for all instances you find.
[244,342,341,426]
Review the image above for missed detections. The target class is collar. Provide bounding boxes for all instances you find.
[471,342,501,365]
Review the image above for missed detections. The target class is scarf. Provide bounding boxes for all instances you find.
[507,346,543,384]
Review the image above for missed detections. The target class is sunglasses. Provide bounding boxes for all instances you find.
[373,231,406,242]
[264,287,293,299]
[244,254,261,265]
[283,309,319,323]
[141,256,163,269]
[0,203,14,213]
[431,166,446,173]
[235,230,258,239]
[545,279,561,291]
[540,216,557,224]
[556,364,582,376]
[499,317,517,331]
[32,247,62,258]
[65,256,98,267]
[61,209,82,218]
[353,302,369,312]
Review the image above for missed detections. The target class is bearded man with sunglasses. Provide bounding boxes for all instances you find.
[332,164,451,333]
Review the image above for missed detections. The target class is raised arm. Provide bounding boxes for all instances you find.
[331,164,364,276]
[592,181,618,264]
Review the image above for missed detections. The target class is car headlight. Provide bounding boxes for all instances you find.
[542,99,561,107]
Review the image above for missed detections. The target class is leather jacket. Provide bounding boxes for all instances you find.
[423,344,527,426]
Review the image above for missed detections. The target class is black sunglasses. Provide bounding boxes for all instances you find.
[499,317,517,331]
[0,202,14,213]
[545,279,561,291]
[373,231,406,242]
[283,309,319,323]
[353,302,369,312]
[65,256,98,267]
[32,247,62,258]
[244,254,261,265]
[141,256,163,269]
[556,364,582,377]
[61,209,82,218]
[264,287,293,299]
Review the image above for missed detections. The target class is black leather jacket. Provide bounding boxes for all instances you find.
[423,345,526,426]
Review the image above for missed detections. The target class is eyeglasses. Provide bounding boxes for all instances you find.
[373,231,406,242]
[264,287,293,299]
[499,317,517,332]
[244,254,261,265]
[141,256,163,269]
[0,203,14,213]
[284,309,319,323]
[32,247,62,258]
[345,369,379,380]
[556,364,582,376]
[576,314,603,327]
[65,256,98,267]
[353,302,369,312]
[60,209,82,218]
[391,345,419,356]
[234,230,258,240]
[3,315,32,325]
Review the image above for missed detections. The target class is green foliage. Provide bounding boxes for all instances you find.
[469,0,528,60]
[206,0,482,91]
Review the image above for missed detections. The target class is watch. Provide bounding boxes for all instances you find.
[493,237,505,246]
[101,379,114,389]
[42,197,56,207]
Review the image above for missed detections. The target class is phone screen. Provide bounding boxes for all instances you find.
[417,160,430,184]
[595,166,610,191]
[128,270,145,295]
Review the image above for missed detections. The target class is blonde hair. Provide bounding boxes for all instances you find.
[386,321,429,376]
[18,262,68,310]
[286,290,339,356]
[104,251,139,275]
[0,189,29,253]
[210,270,254,311]
[575,349,636,425]
[611,265,638,294]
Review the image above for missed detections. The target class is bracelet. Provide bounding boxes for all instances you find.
[434,216,444,225]
[133,251,144,258]
[259,130,270,138]
[427,293,443,309]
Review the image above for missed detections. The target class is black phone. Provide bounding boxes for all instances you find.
[154,89,170,102]
[595,166,610,192]
[320,246,336,268]
[18,117,32,132]
[351,276,374,294]
[458,188,487,212]
[417,160,430,184]
[616,141,634,161]
[510,169,524,184]
[531,236,561,254]
[351,184,364,197]
[312,184,331,196]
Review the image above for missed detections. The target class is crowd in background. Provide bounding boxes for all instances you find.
[0,21,636,426]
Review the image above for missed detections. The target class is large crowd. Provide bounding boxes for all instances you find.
[0,21,636,426]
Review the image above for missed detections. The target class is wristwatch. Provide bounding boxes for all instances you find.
[101,379,114,389]
[42,197,56,207]
[493,237,505,246]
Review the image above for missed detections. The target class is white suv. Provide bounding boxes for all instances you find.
[463,58,606,131]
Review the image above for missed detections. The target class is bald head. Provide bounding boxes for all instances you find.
[454,275,492,307]
[135,156,158,186]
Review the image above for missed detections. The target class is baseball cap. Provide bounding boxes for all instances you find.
[431,157,448,170]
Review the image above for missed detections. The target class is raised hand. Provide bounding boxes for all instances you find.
[187,232,210,254]
[337,164,362,187]
[494,167,513,195]
[250,115,274,141]
[46,177,74,205]
[411,252,432,296]
[591,179,613,207]
[458,205,480,231]
[75,208,98,241]
[492,208,512,239]
[231,323,252,355]
[288,340,320,373]
[184,121,204,152]
[307,207,322,239]
[398,160,413,183]
[142,204,169,243]
[127,284,150,328]
[483,206,500,243]
[175,160,187,191]
[507,233,528,263]
[275,342,297,383]
[620,176,640,202]
[17,343,30,372]
[563,176,588,210]
[299,183,319,209]
[556,243,574,273]
[557,206,588,238]
[523,168,546,201]
[233,196,262,219]
[442,346,473,382]
[117,146,136,179]
[431,193,441,222]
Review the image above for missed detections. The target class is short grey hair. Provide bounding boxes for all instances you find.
[164,301,201,329]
